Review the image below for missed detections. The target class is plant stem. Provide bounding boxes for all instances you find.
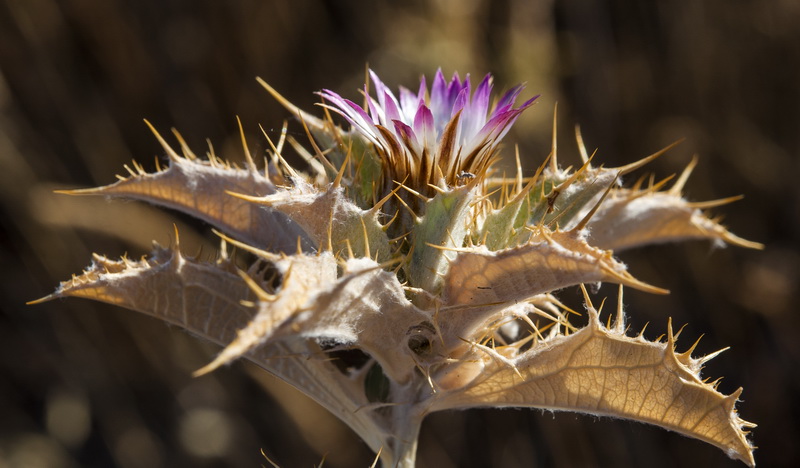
[382,405,423,468]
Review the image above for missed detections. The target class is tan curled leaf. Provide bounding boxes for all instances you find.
[41,246,256,341]
[61,143,307,253]
[205,247,431,384]
[430,308,755,467]
[295,257,432,383]
[526,165,618,230]
[238,182,391,261]
[443,228,665,307]
[436,229,666,354]
[194,251,339,376]
[37,246,392,458]
[586,188,763,252]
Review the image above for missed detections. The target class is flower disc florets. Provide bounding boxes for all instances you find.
[320,69,538,195]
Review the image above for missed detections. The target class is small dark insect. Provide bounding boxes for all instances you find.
[546,188,560,213]
[456,171,476,185]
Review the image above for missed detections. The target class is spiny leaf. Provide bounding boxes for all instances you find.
[430,307,755,467]
[293,257,433,383]
[38,246,255,340]
[235,181,392,261]
[195,252,338,376]
[59,146,308,253]
[474,166,541,250]
[442,227,666,307]
[586,190,764,251]
[408,181,479,291]
[525,164,617,231]
[258,77,388,211]
[37,245,394,459]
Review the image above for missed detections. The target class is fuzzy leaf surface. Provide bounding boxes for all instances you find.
[41,247,393,457]
[526,167,617,230]
[430,308,755,467]
[409,183,478,291]
[254,182,391,261]
[66,156,307,253]
[443,228,661,307]
[586,190,763,251]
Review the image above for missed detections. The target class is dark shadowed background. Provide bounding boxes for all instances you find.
[1,0,798,467]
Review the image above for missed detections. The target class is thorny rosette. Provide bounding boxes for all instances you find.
[36,70,761,467]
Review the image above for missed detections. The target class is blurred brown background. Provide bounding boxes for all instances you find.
[1,0,798,467]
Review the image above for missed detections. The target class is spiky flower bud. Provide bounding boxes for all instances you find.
[36,70,760,467]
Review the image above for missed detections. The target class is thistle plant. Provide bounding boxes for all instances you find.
[37,69,760,467]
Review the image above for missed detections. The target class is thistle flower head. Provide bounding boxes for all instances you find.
[320,69,537,194]
[38,69,760,467]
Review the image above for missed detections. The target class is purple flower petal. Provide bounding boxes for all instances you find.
[494,84,524,113]
[322,70,536,167]
[451,88,468,118]
[486,95,539,143]
[393,120,422,155]
[393,120,415,140]
[475,109,517,144]
[446,71,464,107]
[398,86,418,122]
[430,69,449,124]
[470,74,492,120]
[413,103,435,147]
[518,94,540,110]
[328,93,385,138]
[319,91,386,149]
[417,75,427,101]
[459,74,493,140]
[369,70,390,111]
[319,91,365,126]
[364,92,383,125]
[382,91,403,136]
